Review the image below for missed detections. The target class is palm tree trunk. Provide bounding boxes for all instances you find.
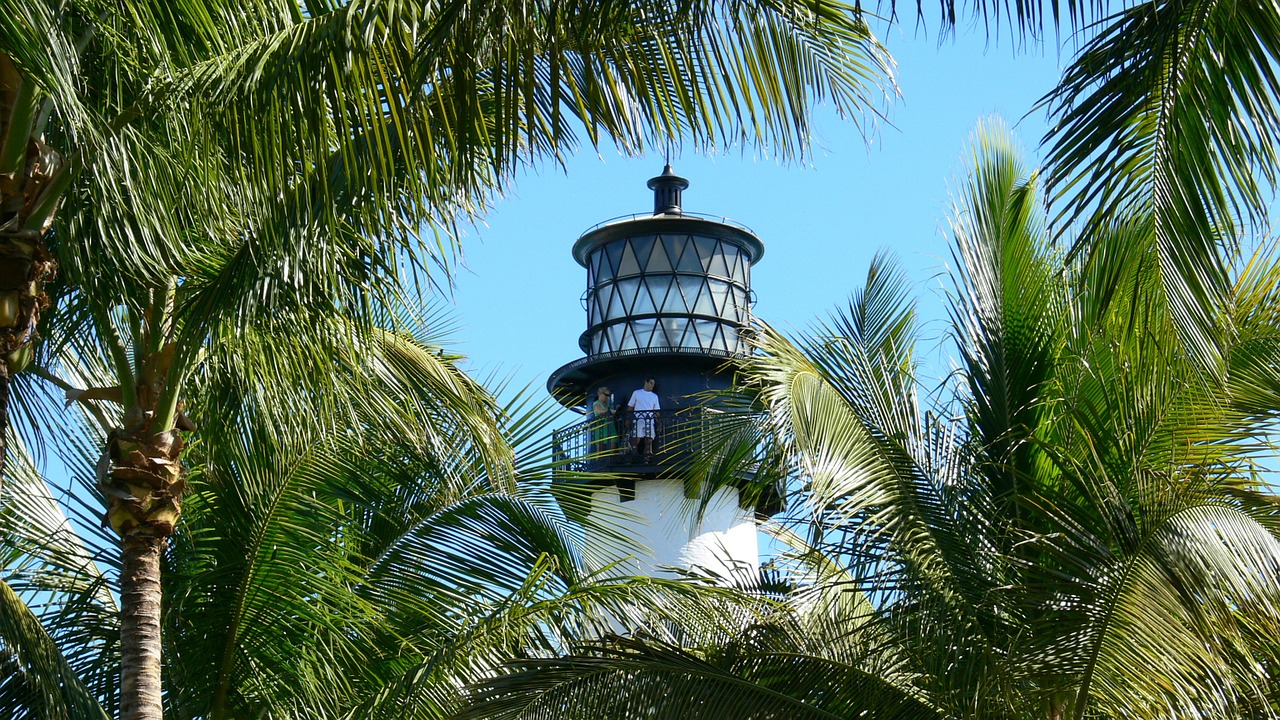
[120,536,165,720]
[106,405,186,720]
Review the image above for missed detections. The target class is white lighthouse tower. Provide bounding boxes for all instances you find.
[547,166,773,581]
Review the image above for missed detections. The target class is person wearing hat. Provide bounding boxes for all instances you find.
[591,386,614,457]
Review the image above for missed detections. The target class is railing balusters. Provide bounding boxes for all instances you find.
[552,408,750,473]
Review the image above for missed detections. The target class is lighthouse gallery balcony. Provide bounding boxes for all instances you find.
[551,407,759,475]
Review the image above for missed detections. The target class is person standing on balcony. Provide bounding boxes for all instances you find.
[626,377,659,460]
[591,386,614,457]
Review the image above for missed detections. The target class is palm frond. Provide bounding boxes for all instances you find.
[947,118,1065,513]
[0,440,117,717]
[0,580,109,720]
[462,632,941,720]
[1040,0,1280,372]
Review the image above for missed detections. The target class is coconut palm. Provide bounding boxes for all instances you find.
[2,1,899,717]
[464,120,1280,719]
[1,312,516,715]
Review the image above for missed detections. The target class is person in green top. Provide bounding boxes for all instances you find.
[591,386,614,456]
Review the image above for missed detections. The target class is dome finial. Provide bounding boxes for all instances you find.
[647,163,689,215]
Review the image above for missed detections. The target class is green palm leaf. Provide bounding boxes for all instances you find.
[1041,0,1280,372]
[0,441,115,718]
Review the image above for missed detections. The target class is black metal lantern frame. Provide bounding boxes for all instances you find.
[580,232,754,356]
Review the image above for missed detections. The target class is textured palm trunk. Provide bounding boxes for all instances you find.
[104,411,185,720]
[102,331,187,719]
[0,54,60,489]
[120,537,165,720]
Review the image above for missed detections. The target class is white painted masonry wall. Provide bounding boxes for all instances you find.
[586,477,759,581]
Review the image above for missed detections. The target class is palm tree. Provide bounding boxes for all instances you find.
[463,120,1280,720]
[2,1,898,717]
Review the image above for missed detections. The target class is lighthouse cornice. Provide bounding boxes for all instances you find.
[571,213,765,268]
[547,346,745,404]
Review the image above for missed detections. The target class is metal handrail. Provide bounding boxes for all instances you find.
[577,211,757,238]
[551,407,755,473]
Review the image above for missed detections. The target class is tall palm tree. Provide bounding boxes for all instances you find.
[463,120,1280,720]
[1,1,897,717]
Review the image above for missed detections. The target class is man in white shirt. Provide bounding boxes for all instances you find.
[626,377,660,458]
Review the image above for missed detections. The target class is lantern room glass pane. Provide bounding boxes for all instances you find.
[619,324,638,350]
[692,280,716,316]
[614,277,641,316]
[695,319,718,348]
[678,278,699,314]
[732,288,750,321]
[682,320,702,349]
[631,235,655,272]
[617,241,641,277]
[727,249,745,284]
[645,276,676,313]
[632,318,657,348]
[606,324,625,351]
[676,236,702,272]
[724,325,738,352]
[709,281,731,317]
[648,235,674,273]
[632,278,657,314]
[590,251,607,283]
[725,326,742,353]
[588,292,601,325]
[708,324,727,352]
[671,320,691,349]
[707,242,730,278]
[662,235,683,271]
[610,240,629,274]
[605,284,626,320]
[619,278,645,313]
[693,236,716,271]
[676,275,704,312]
[659,317,683,348]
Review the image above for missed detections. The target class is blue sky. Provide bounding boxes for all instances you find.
[446,26,1068,410]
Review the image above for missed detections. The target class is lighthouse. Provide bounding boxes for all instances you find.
[547,165,770,581]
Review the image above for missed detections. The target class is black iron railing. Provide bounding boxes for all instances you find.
[578,210,757,237]
[551,408,751,473]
